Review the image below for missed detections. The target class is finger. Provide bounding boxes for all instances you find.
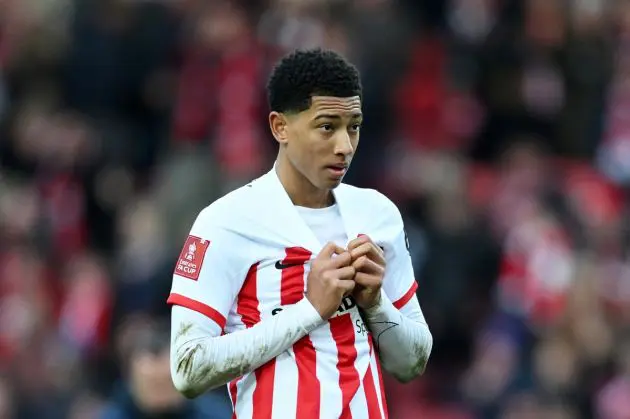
[328,251,353,268]
[352,256,385,275]
[333,244,347,255]
[334,265,356,281]
[338,279,356,295]
[354,272,381,288]
[350,243,385,265]
[319,242,346,259]
[367,243,385,264]
[347,235,370,251]
[319,242,338,258]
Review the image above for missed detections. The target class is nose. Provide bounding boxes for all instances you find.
[333,132,354,157]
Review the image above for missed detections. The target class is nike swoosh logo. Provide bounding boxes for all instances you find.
[275,261,304,270]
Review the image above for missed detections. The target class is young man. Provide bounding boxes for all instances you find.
[168,48,432,419]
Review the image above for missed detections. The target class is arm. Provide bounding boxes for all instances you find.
[170,299,323,398]
[363,290,432,382]
[166,206,323,398]
[171,240,357,398]
[349,198,433,383]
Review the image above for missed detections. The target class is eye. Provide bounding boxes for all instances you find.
[319,123,333,132]
[350,124,362,132]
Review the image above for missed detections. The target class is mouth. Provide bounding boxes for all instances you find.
[326,164,348,178]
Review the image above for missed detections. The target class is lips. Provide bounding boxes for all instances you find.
[327,164,348,170]
[326,164,348,179]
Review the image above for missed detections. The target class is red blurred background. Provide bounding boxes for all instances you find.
[1,0,629,418]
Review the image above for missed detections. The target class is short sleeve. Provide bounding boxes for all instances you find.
[167,207,246,330]
[381,204,418,310]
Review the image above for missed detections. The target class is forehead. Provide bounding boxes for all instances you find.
[308,96,362,117]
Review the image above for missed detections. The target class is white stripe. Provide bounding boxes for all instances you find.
[234,373,256,419]
[351,310,372,377]
[349,378,369,418]
[234,262,264,419]
[371,350,387,419]
[311,322,342,419]
[270,254,297,419]
[272,350,298,419]
[257,259,281,320]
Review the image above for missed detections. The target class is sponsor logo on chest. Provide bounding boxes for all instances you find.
[271,295,357,318]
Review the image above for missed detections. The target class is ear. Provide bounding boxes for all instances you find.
[269,112,290,145]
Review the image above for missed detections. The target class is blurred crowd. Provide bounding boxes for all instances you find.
[1,0,630,418]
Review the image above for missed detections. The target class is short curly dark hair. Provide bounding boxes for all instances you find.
[267,48,362,114]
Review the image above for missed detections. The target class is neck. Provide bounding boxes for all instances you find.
[275,158,333,208]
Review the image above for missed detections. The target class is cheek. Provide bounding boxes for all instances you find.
[286,137,313,171]
[351,136,360,151]
[290,133,326,159]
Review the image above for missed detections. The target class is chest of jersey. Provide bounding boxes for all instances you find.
[250,250,363,323]
[226,247,371,369]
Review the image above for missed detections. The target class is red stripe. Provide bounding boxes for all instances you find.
[236,263,276,419]
[392,281,418,310]
[280,247,312,305]
[373,341,389,419]
[294,336,320,418]
[167,293,226,330]
[253,361,275,418]
[364,337,383,418]
[330,314,361,419]
[237,263,261,327]
[229,379,238,419]
[280,247,320,418]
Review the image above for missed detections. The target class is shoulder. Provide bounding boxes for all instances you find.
[194,182,257,229]
[337,183,403,224]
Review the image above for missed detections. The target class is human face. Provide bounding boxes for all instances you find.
[272,96,362,199]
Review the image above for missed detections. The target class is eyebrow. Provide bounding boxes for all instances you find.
[313,113,363,121]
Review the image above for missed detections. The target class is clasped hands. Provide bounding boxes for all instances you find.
[344,235,386,310]
[305,235,386,319]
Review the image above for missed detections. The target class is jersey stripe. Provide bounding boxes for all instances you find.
[392,281,418,310]
[253,361,276,419]
[229,379,238,419]
[349,378,369,418]
[237,263,261,328]
[364,337,383,419]
[294,336,320,418]
[167,293,227,329]
[312,322,342,419]
[281,247,319,419]
[372,338,389,419]
[236,263,276,419]
[280,247,312,305]
[329,314,361,419]
[271,351,298,419]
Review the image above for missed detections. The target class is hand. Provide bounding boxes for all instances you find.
[305,242,356,319]
[347,235,386,309]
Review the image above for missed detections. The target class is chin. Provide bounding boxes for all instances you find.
[330,179,344,188]
[322,178,343,189]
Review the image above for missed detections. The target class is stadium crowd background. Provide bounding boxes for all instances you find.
[1,0,630,418]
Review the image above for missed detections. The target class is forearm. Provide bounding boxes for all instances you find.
[363,291,432,382]
[170,299,323,397]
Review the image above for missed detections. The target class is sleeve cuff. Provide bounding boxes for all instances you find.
[167,293,227,330]
[363,289,393,318]
[392,281,418,310]
[292,298,325,333]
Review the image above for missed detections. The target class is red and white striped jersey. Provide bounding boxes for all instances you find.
[168,168,418,419]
